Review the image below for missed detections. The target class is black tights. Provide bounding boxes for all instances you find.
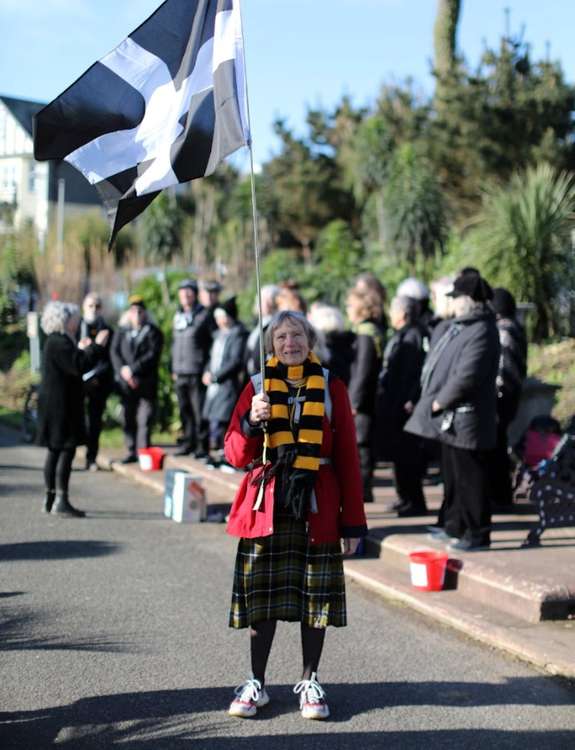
[44,448,76,493]
[250,620,326,685]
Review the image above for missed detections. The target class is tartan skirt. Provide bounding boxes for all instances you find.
[229,515,347,629]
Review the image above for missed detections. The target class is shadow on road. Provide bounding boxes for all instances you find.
[0,463,43,472]
[0,680,574,749]
[0,540,122,562]
[0,601,134,655]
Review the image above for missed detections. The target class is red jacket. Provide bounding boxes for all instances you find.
[225,376,367,544]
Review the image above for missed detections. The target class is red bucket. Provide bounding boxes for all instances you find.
[138,447,166,472]
[409,549,449,591]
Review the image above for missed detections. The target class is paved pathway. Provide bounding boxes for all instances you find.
[1,432,574,749]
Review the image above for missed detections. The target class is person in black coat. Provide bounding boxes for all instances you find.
[405,271,500,550]
[77,293,114,471]
[110,296,163,464]
[36,301,109,517]
[346,289,385,503]
[377,295,427,516]
[171,279,213,457]
[490,287,528,507]
[202,297,247,468]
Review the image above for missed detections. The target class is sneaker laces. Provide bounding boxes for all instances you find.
[234,677,262,704]
[293,673,326,705]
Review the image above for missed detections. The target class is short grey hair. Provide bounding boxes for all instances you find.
[41,301,79,335]
[264,310,317,354]
[307,303,345,334]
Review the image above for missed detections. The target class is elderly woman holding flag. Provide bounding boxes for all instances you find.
[224,310,367,720]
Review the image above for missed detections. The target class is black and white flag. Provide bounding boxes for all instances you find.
[34,0,249,246]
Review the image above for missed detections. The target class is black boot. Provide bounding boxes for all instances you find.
[42,490,56,513]
[51,492,86,518]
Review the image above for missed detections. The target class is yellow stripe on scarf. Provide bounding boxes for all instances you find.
[294,455,320,471]
[298,429,324,444]
[268,431,296,449]
[270,404,289,419]
[264,377,289,393]
[306,375,325,390]
[302,401,324,418]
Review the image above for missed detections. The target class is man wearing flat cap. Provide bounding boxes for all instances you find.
[110,295,163,463]
[171,279,213,457]
[199,279,223,335]
[405,269,500,551]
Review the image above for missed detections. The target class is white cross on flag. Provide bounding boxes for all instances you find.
[33,0,249,246]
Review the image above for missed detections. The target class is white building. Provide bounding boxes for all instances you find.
[0,95,102,245]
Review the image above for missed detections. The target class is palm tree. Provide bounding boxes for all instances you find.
[471,164,575,340]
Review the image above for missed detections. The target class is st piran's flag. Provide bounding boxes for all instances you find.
[33,0,249,246]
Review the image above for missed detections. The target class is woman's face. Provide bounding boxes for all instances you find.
[345,296,362,324]
[272,319,310,367]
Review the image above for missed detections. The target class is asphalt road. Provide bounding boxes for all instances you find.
[1,428,574,749]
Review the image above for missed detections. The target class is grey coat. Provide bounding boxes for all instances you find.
[404,309,500,451]
[202,323,247,423]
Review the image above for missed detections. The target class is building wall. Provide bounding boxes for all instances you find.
[0,99,102,239]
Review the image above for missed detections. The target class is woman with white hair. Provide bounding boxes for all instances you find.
[36,300,109,517]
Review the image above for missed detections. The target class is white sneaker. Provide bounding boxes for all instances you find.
[228,677,270,718]
[293,672,330,720]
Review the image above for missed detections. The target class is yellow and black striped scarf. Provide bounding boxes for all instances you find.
[258,352,325,519]
[264,351,325,470]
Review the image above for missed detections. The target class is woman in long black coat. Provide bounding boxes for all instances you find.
[36,301,108,517]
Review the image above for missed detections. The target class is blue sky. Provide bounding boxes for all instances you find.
[1,0,574,168]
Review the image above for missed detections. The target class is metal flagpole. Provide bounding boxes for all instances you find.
[238,0,268,508]
[238,0,267,390]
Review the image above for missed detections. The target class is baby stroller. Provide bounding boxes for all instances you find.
[512,415,562,499]
[523,430,575,546]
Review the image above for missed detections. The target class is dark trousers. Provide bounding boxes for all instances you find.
[355,413,374,503]
[85,389,109,463]
[442,443,492,542]
[490,419,514,507]
[393,433,427,510]
[44,447,76,493]
[175,375,208,453]
[122,394,155,455]
[490,396,518,507]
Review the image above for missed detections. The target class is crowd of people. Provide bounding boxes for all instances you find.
[35,268,527,549]
[33,267,529,719]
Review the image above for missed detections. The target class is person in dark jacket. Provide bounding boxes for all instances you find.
[490,287,528,507]
[202,297,247,468]
[171,279,213,457]
[37,301,109,517]
[78,293,114,471]
[405,271,500,550]
[377,295,427,516]
[110,296,163,464]
[346,289,385,503]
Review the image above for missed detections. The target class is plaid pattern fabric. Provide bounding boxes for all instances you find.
[229,515,346,629]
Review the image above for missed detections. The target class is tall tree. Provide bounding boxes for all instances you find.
[263,120,354,261]
[433,0,461,81]
[469,164,575,340]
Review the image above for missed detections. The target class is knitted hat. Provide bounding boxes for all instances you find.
[491,287,517,317]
